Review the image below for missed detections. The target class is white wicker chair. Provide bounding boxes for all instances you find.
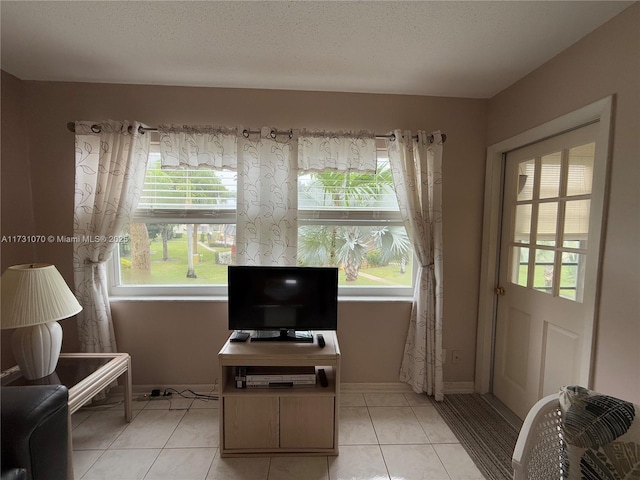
[512,394,565,480]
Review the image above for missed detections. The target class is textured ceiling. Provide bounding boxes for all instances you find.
[0,1,633,98]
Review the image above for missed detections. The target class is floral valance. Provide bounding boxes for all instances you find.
[157,124,238,170]
[298,130,377,173]
[157,125,377,173]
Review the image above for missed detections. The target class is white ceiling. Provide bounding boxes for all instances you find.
[0,1,633,99]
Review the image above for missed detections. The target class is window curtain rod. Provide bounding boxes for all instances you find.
[66,122,446,144]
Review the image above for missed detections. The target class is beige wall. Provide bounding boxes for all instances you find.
[2,4,637,398]
[1,71,34,267]
[0,78,487,385]
[487,3,640,402]
[110,300,412,386]
[1,71,36,367]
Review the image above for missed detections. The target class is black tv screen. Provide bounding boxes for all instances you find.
[228,266,338,339]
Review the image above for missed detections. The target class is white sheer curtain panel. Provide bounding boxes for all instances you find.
[73,120,150,352]
[157,124,238,170]
[156,126,378,267]
[236,127,299,266]
[298,130,377,173]
[387,130,444,400]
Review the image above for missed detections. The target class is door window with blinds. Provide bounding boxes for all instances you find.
[507,124,597,302]
[110,148,413,296]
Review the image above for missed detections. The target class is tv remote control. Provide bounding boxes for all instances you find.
[317,334,325,348]
[230,331,250,342]
[318,368,328,387]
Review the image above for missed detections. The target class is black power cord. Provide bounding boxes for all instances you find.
[162,388,218,402]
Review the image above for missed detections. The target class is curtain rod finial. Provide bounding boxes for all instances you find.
[67,122,76,133]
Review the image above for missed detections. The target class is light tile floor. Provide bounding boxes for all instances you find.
[71,391,486,480]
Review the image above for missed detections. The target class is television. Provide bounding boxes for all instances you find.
[228,265,338,342]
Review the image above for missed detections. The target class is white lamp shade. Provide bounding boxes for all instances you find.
[1,263,82,329]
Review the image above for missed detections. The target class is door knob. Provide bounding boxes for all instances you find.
[495,286,506,296]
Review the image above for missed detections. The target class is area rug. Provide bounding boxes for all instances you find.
[430,394,520,480]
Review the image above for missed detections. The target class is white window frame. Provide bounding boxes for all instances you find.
[297,211,416,298]
[108,148,416,299]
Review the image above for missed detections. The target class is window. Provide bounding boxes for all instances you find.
[110,149,238,296]
[297,153,413,296]
[110,147,414,297]
[508,141,595,302]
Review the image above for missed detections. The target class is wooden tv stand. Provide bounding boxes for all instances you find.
[218,331,340,457]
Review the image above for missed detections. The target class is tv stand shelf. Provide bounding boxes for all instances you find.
[218,331,340,457]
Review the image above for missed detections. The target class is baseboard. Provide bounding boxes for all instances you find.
[112,381,474,396]
[341,382,413,394]
[121,382,413,395]
[443,381,475,394]
[342,382,475,394]
[110,384,218,396]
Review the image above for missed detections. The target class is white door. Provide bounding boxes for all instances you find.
[492,122,606,419]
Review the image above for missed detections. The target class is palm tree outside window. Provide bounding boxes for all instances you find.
[109,148,414,297]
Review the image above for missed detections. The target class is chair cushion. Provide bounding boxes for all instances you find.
[559,385,640,479]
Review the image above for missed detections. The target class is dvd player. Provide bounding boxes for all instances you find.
[235,366,317,389]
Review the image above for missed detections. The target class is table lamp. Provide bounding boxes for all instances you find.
[1,263,82,379]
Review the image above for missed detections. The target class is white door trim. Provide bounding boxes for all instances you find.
[475,95,614,394]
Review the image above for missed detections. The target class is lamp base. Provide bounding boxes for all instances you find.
[11,321,63,380]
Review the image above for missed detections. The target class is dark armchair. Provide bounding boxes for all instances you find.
[1,385,69,480]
